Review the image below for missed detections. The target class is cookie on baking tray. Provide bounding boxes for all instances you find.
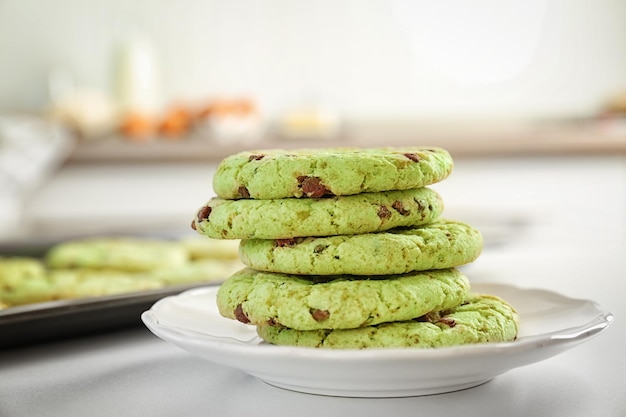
[212,147,454,200]
[192,187,444,240]
[0,257,51,306]
[45,238,189,272]
[148,258,244,286]
[0,257,46,283]
[0,258,162,306]
[239,219,483,275]
[47,269,163,299]
[216,267,470,331]
[178,237,240,260]
[0,237,246,308]
[256,294,519,349]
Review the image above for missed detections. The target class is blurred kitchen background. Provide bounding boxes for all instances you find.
[1,0,625,249]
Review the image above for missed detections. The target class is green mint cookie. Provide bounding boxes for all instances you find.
[212,147,453,200]
[192,187,443,239]
[239,219,483,275]
[256,294,519,349]
[216,267,470,331]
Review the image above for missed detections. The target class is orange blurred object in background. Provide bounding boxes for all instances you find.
[120,112,156,140]
[158,106,193,139]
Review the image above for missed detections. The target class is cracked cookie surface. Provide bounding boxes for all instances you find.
[215,267,470,331]
[256,294,519,348]
[212,147,454,200]
[239,219,483,275]
[192,187,444,239]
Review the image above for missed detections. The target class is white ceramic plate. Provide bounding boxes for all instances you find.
[142,283,613,397]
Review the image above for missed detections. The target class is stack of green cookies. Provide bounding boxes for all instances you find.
[192,147,519,349]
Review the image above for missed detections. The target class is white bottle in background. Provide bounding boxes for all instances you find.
[114,31,163,117]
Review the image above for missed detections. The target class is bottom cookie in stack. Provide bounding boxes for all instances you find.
[256,294,518,349]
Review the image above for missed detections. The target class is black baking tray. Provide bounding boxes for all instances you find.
[0,282,215,350]
[0,235,218,349]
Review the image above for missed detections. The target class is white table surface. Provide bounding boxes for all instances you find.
[1,155,625,416]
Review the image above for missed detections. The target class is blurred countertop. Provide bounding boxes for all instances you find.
[66,117,626,163]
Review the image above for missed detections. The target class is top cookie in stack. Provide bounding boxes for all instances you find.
[191,147,518,349]
[211,147,453,200]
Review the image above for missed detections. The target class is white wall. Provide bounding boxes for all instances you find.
[1,0,626,119]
